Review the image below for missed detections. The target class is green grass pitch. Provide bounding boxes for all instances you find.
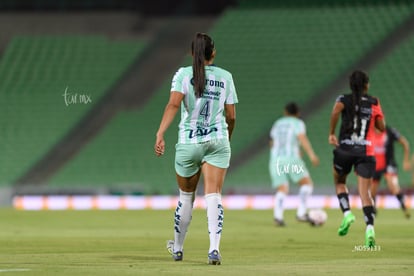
[0,208,413,275]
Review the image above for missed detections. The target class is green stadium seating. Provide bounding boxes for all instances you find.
[0,36,144,186]
[48,86,180,194]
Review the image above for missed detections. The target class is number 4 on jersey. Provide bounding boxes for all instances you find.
[200,101,211,121]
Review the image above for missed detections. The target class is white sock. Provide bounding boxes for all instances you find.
[205,193,223,253]
[274,191,286,220]
[297,184,313,217]
[173,189,194,252]
[366,224,374,232]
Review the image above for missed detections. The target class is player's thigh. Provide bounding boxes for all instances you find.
[333,149,353,176]
[355,156,376,178]
[271,175,289,189]
[202,139,231,169]
[175,143,203,177]
[373,169,385,183]
[269,158,289,188]
[385,164,398,175]
[289,158,310,184]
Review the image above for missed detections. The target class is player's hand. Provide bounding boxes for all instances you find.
[403,159,411,171]
[154,134,165,156]
[310,154,320,167]
[328,134,338,147]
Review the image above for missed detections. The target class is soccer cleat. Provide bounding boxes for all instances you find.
[274,218,286,227]
[166,240,174,254]
[172,251,183,261]
[365,228,375,248]
[337,212,355,236]
[296,214,310,222]
[166,240,183,261]
[404,209,411,219]
[296,214,316,226]
[208,250,221,265]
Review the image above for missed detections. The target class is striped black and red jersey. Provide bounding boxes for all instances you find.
[372,126,400,170]
[336,93,384,156]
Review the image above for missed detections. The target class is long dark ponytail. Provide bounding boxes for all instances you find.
[191,33,215,97]
[349,70,369,132]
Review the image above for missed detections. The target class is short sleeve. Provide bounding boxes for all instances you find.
[388,127,401,140]
[171,67,185,94]
[296,120,306,135]
[225,74,238,104]
[335,94,345,104]
[372,97,384,121]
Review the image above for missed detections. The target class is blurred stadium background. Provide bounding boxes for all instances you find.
[1,0,414,207]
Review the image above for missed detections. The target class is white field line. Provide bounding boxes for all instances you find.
[0,269,31,273]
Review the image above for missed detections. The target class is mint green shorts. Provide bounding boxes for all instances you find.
[269,156,309,188]
[175,139,231,177]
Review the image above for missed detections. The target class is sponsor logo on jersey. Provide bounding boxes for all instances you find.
[191,78,225,89]
[188,127,218,139]
[340,139,372,146]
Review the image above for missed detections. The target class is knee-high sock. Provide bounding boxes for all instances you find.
[363,205,375,226]
[173,189,194,252]
[274,191,286,220]
[337,192,351,215]
[297,184,313,217]
[396,193,407,210]
[206,193,223,253]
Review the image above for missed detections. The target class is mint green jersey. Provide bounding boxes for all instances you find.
[270,116,305,158]
[171,65,238,144]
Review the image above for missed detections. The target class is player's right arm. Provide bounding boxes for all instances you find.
[155,91,184,156]
[328,101,344,146]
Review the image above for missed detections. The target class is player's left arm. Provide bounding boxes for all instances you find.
[397,135,411,171]
[225,104,236,141]
[298,133,319,166]
[225,75,238,142]
[373,98,386,132]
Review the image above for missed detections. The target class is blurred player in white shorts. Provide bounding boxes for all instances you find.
[269,102,319,226]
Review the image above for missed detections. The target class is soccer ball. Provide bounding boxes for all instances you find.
[308,209,328,226]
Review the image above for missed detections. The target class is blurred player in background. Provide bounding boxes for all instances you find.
[155,32,238,265]
[329,70,385,248]
[371,126,411,218]
[269,102,319,227]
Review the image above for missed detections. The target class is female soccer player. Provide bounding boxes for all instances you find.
[328,70,385,248]
[155,32,238,265]
[269,102,319,226]
[371,126,411,218]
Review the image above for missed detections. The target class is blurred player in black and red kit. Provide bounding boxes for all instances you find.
[371,126,411,218]
[329,70,385,248]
